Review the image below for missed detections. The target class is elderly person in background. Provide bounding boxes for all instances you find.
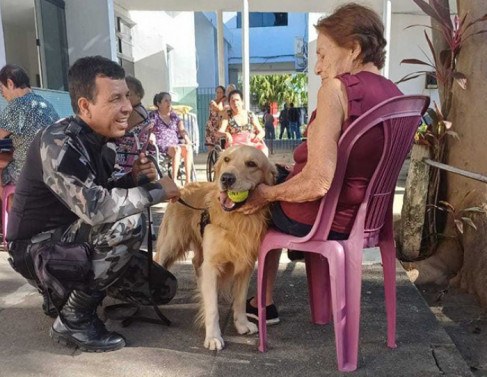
[0,64,59,185]
[115,75,152,172]
[205,85,226,149]
[150,92,193,185]
[243,3,403,325]
[218,89,267,156]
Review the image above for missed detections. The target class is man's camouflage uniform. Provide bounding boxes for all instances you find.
[8,116,168,292]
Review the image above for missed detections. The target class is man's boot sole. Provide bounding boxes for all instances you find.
[49,327,126,352]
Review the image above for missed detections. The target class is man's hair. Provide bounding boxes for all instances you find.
[315,3,386,69]
[153,92,170,107]
[68,55,125,113]
[0,64,31,89]
[125,75,145,100]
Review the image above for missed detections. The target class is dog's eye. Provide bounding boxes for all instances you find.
[223,157,230,163]
[245,160,257,168]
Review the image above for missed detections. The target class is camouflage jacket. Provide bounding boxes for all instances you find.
[8,116,167,240]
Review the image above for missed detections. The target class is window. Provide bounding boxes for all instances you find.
[115,15,135,74]
[236,12,288,28]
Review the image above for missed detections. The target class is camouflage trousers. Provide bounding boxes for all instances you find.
[62,213,177,305]
[60,213,146,290]
[10,212,176,306]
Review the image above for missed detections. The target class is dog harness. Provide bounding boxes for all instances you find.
[200,209,211,237]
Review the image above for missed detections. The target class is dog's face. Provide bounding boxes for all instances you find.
[214,145,277,211]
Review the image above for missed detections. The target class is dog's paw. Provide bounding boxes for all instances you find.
[204,336,225,351]
[234,318,258,335]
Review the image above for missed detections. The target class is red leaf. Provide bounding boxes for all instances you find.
[439,49,452,70]
[413,0,452,31]
[430,0,453,30]
[401,58,434,67]
[424,31,439,69]
[463,29,487,43]
[464,13,487,32]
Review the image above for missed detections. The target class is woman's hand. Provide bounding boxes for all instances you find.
[226,133,233,145]
[237,184,269,214]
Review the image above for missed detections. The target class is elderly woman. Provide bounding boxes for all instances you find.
[218,89,267,156]
[115,75,151,172]
[205,85,226,148]
[243,3,403,324]
[150,92,193,185]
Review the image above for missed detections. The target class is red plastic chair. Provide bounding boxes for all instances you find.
[2,183,16,248]
[256,95,430,372]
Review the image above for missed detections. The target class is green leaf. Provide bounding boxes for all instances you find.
[461,217,477,231]
[439,200,455,211]
[462,207,486,214]
[445,130,459,140]
[453,71,467,89]
[454,219,464,234]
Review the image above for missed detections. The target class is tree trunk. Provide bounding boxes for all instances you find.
[445,0,487,306]
[399,144,431,260]
[413,1,487,306]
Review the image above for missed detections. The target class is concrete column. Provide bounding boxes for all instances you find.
[382,0,391,78]
[241,0,250,107]
[0,4,7,67]
[216,10,225,86]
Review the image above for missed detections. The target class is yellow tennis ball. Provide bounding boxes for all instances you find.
[227,190,249,203]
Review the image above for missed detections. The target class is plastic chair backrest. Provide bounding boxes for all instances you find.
[300,95,430,245]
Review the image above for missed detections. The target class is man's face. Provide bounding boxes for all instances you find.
[0,80,15,101]
[84,77,132,138]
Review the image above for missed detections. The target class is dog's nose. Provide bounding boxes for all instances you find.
[220,172,236,189]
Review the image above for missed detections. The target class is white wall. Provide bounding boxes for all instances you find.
[307,12,439,116]
[0,5,6,67]
[128,10,197,106]
[195,12,217,88]
[389,13,439,105]
[64,0,117,65]
[307,13,324,114]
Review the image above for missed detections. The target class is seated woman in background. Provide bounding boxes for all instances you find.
[115,75,152,173]
[204,85,226,149]
[150,92,193,185]
[217,89,267,156]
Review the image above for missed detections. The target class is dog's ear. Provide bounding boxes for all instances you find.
[264,161,278,186]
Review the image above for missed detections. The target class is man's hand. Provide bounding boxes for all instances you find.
[158,176,181,202]
[237,184,269,214]
[132,153,157,184]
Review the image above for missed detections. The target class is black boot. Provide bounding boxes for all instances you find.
[50,290,126,352]
[41,290,66,318]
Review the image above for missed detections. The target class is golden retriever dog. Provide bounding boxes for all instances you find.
[155,145,276,350]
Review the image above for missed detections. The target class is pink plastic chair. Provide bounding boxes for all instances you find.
[257,95,430,372]
[2,184,16,248]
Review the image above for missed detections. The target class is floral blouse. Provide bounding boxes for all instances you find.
[0,92,59,185]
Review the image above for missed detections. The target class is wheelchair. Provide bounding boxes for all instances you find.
[205,138,226,182]
[153,143,197,186]
[114,125,196,185]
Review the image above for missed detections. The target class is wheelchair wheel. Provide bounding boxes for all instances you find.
[206,147,220,182]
